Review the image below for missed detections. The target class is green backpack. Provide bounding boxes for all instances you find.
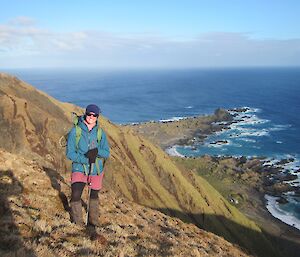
[60,112,105,175]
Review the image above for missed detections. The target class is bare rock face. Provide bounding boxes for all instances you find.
[0,150,249,257]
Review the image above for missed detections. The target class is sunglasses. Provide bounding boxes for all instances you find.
[86,113,99,118]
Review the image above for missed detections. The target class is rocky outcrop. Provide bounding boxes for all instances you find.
[214,108,233,122]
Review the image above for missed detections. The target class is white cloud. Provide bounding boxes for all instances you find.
[0,17,300,68]
[8,16,37,27]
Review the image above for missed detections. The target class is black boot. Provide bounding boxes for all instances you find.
[88,199,100,226]
[70,201,84,226]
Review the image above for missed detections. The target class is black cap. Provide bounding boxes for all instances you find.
[85,104,100,115]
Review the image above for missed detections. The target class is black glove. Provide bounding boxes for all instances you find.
[85,148,98,164]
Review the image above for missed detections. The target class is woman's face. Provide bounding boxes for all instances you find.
[85,112,98,125]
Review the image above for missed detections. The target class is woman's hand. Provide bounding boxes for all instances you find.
[84,148,98,164]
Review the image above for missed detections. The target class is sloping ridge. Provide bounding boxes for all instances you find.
[0,73,278,256]
[0,149,249,256]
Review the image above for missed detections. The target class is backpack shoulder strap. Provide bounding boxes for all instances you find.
[95,127,106,175]
[73,113,82,150]
[75,125,82,150]
[97,127,103,144]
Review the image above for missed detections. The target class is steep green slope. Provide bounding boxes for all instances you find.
[104,129,276,256]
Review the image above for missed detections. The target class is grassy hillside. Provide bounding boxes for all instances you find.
[105,129,277,256]
[1,149,250,256]
[0,73,279,256]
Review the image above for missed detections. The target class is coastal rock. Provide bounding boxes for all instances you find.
[263,178,275,187]
[265,182,294,196]
[262,165,282,174]
[210,140,229,145]
[243,159,263,171]
[238,156,247,165]
[276,173,298,182]
[275,158,295,165]
[276,196,289,204]
[293,187,300,197]
[264,172,298,189]
[228,107,250,113]
[214,108,233,122]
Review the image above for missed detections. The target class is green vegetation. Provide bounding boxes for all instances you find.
[172,156,300,257]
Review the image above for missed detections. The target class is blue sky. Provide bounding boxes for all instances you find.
[1,0,300,68]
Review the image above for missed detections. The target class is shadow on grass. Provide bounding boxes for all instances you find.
[43,167,71,214]
[0,169,37,256]
[43,167,91,213]
[155,208,300,257]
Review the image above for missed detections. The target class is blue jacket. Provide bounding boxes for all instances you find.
[66,116,110,175]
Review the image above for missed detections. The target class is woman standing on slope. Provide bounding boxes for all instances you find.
[66,104,110,226]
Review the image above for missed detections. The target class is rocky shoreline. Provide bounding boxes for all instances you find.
[129,107,300,202]
[225,156,299,201]
[172,154,300,254]
[127,108,234,149]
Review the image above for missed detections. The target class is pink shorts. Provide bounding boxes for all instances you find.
[71,172,104,190]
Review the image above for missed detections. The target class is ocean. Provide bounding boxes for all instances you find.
[5,67,300,230]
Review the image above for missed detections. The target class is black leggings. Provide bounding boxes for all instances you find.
[71,182,99,202]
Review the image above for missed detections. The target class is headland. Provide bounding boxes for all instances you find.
[128,107,300,253]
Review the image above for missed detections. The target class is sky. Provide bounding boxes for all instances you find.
[1,0,300,69]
